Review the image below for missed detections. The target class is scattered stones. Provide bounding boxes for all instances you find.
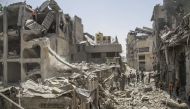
[143,86,153,93]
[141,96,150,102]
[113,66,189,109]
[141,106,148,109]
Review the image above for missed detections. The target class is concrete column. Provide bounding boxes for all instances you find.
[20,30,26,82]
[40,46,46,79]
[3,8,8,84]
[164,47,169,65]
[20,5,26,82]
[55,12,60,53]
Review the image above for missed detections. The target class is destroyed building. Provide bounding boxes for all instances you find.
[0,0,86,83]
[0,1,124,109]
[126,27,154,71]
[84,32,122,64]
[151,0,190,96]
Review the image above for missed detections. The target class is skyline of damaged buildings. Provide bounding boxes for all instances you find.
[3,0,190,108]
[0,0,122,84]
[126,0,190,98]
[0,1,123,109]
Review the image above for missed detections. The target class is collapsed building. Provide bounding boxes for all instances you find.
[151,0,190,96]
[84,32,122,64]
[0,0,85,83]
[126,27,154,71]
[0,0,124,109]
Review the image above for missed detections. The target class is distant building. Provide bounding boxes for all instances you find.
[126,27,154,71]
[76,32,122,64]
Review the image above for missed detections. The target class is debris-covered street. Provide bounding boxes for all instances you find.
[1,0,190,109]
[111,66,189,109]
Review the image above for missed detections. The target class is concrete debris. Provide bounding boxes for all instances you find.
[143,86,153,93]
[2,0,190,109]
[141,106,148,109]
[113,66,190,109]
[141,96,150,102]
[161,100,189,109]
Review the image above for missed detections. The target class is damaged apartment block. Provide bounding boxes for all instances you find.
[0,0,85,83]
[126,27,154,71]
[151,0,190,96]
[0,0,124,109]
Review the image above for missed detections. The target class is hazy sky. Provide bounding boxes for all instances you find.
[1,0,163,56]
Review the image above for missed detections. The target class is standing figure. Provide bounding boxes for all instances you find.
[169,81,174,98]
[120,73,126,91]
[141,69,144,83]
[158,80,163,91]
[127,70,132,86]
[136,70,139,83]
[148,73,151,83]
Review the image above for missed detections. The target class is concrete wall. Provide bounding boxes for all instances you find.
[87,52,106,64]
[85,44,122,53]
[136,36,153,52]
[73,16,84,43]
[57,35,71,61]
[137,37,154,71]
[145,54,153,71]
[126,33,138,68]
[21,96,73,109]
[74,44,87,62]
[127,35,154,71]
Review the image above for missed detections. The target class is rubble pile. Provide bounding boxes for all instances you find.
[110,66,190,109]
[114,83,171,109]
[15,62,120,109]
[160,13,190,46]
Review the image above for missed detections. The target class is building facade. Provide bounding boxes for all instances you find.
[75,32,122,65]
[126,27,154,71]
[0,1,84,84]
[151,0,190,95]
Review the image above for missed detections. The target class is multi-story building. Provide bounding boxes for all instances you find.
[126,27,154,71]
[0,1,84,84]
[151,0,190,95]
[76,32,122,65]
[0,0,124,85]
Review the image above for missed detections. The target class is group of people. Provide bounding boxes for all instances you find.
[117,69,149,91]
[135,69,146,84]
